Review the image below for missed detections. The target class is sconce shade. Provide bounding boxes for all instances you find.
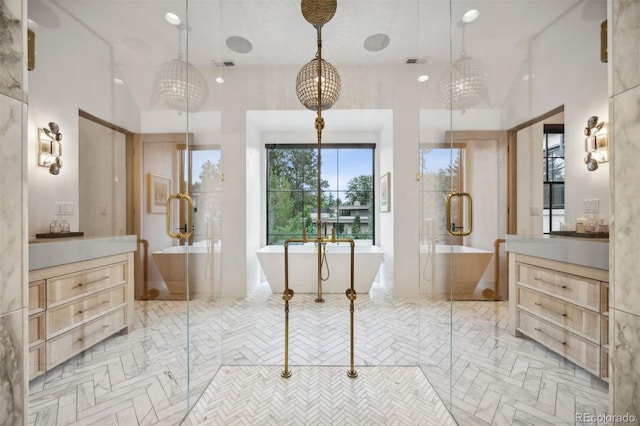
[437,55,488,110]
[301,0,337,26]
[154,59,209,112]
[296,58,341,111]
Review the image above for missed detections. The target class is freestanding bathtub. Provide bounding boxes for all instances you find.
[420,244,493,299]
[256,244,385,294]
[151,241,221,298]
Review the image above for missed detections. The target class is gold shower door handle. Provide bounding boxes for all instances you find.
[166,193,193,239]
[445,192,472,237]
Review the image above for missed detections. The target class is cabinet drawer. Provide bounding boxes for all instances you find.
[46,308,126,370]
[517,286,600,342]
[46,286,126,339]
[601,315,609,348]
[518,264,600,310]
[517,310,599,375]
[29,280,45,314]
[601,348,609,381]
[600,282,609,313]
[29,343,46,381]
[47,262,126,307]
[29,313,45,347]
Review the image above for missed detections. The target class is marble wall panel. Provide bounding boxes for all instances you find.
[0,0,23,100]
[612,0,640,95]
[0,94,24,314]
[610,308,640,421]
[612,84,640,316]
[0,310,25,425]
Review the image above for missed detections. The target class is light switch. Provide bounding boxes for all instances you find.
[583,199,599,213]
[55,202,74,215]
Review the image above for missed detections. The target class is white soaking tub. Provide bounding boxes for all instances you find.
[151,241,220,297]
[420,244,493,299]
[256,244,384,294]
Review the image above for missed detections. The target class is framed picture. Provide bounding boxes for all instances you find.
[380,172,390,212]
[147,173,171,213]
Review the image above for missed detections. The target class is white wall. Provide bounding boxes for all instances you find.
[28,1,140,237]
[516,121,544,235]
[502,2,609,225]
[419,109,504,143]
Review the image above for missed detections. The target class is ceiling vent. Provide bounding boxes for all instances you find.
[212,60,236,67]
[405,58,428,64]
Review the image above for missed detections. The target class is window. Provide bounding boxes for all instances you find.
[179,145,222,244]
[266,144,375,245]
[542,124,565,233]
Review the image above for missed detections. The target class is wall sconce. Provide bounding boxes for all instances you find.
[38,122,63,175]
[584,115,608,171]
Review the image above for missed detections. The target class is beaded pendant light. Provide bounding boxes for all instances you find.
[437,25,488,110]
[154,28,209,112]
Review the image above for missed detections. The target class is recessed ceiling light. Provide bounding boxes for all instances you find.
[364,33,390,52]
[462,9,479,23]
[226,36,253,54]
[522,74,535,81]
[216,77,224,84]
[417,75,430,82]
[164,12,181,26]
[113,78,125,85]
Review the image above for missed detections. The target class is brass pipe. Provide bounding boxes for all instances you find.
[345,239,358,378]
[481,238,505,301]
[314,23,325,304]
[316,240,324,303]
[281,240,294,378]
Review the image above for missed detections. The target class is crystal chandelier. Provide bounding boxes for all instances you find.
[437,25,488,110]
[296,58,341,110]
[295,0,341,111]
[154,28,209,112]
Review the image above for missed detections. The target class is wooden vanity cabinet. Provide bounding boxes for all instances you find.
[28,252,134,380]
[509,253,609,381]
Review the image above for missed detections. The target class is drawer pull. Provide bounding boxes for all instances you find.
[76,324,110,343]
[533,276,567,289]
[534,327,567,345]
[533,302,567,317]
[77,276,110,287]
[75,300,111,316]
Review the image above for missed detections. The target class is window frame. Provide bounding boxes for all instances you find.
[265,143,376,245]
[542,124,565,234]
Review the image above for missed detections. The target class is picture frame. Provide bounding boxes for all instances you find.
[147,173,171,213]
[380,172,390,212]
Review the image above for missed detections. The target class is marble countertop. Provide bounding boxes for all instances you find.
[505,234,608,270]
[29,235,138,271]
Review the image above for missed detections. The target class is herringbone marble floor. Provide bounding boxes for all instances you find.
[184,366,456,425]
[29,281,608,425]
